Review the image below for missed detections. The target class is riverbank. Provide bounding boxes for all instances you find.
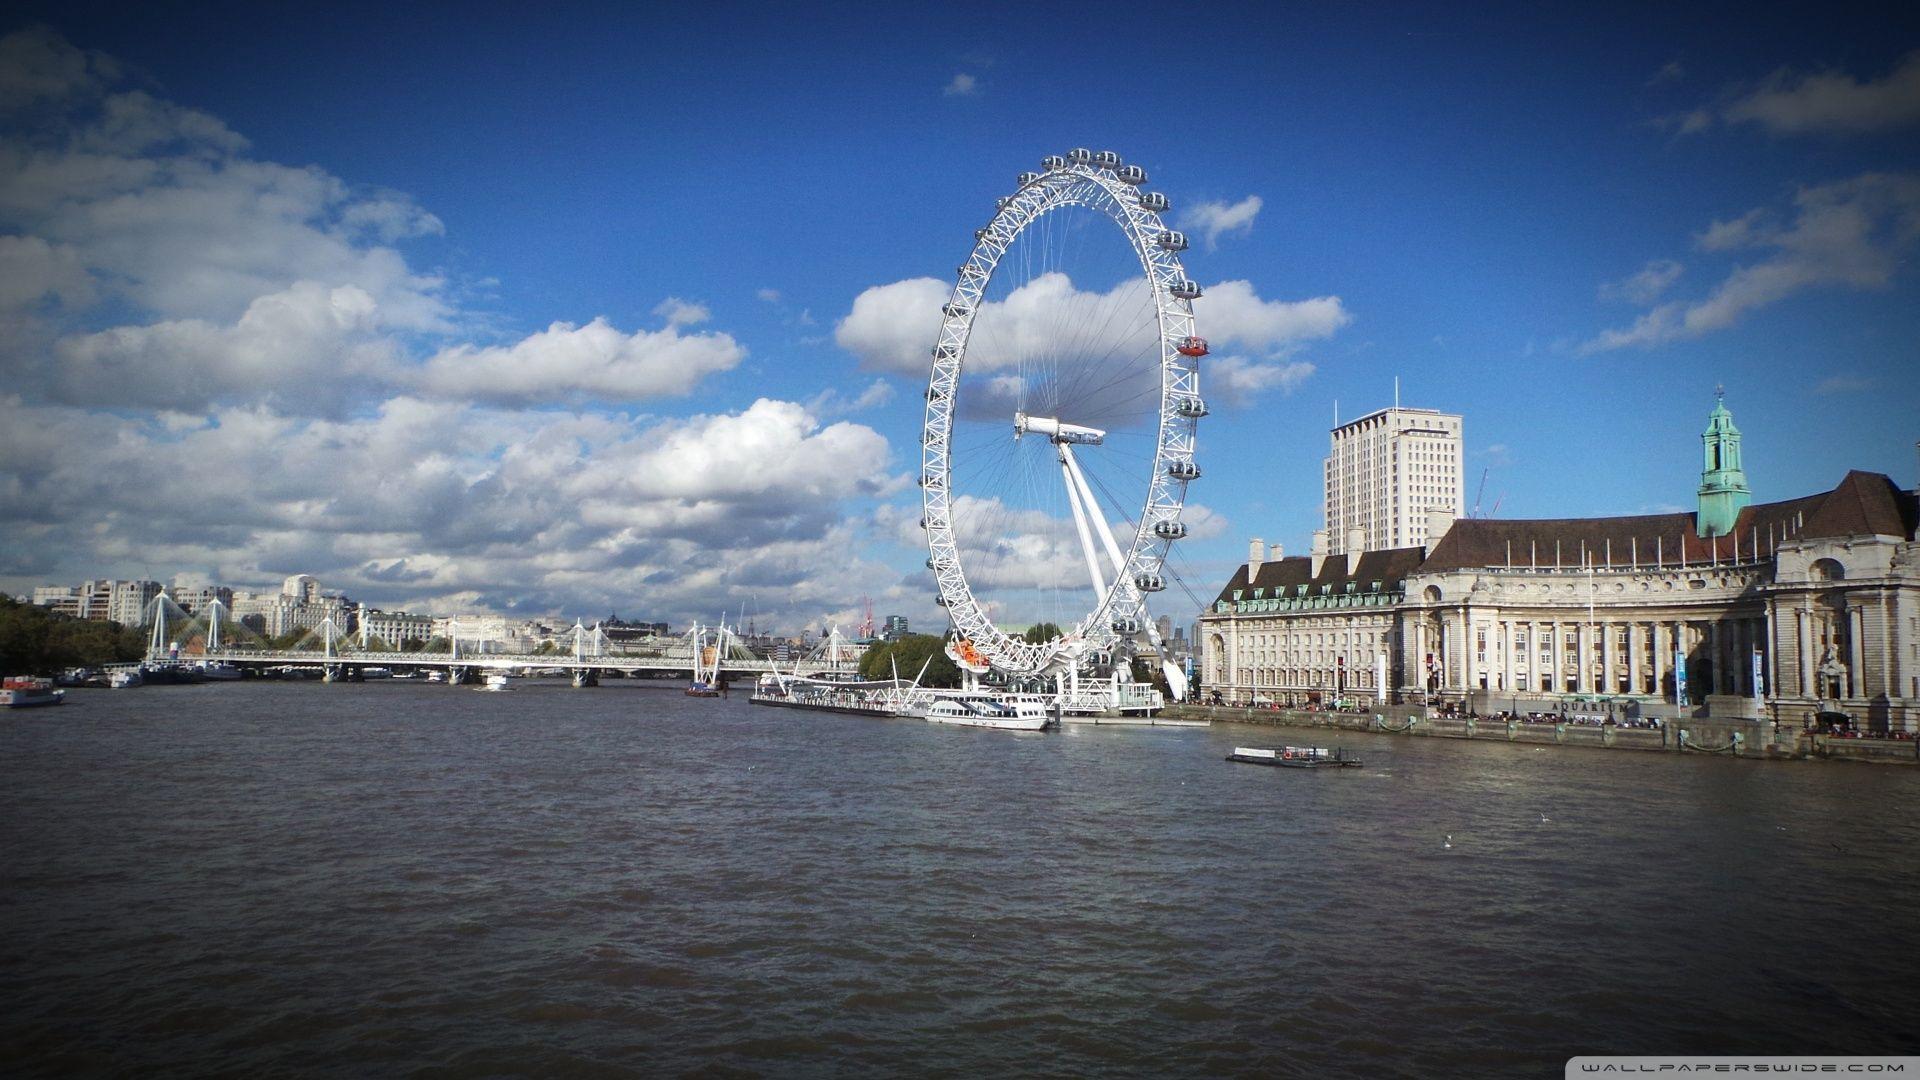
[1164,703,1920,764]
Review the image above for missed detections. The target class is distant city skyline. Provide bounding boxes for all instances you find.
[1,6,1916,634]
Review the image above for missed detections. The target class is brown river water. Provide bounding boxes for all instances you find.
[3,680,1917,1077]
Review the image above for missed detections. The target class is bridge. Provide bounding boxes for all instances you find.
[134,598,862,685]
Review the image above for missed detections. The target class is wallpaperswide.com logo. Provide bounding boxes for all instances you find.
[1569,1057,1915,1075]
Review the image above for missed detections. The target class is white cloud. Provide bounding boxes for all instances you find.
[0,28,872,627]
[834,276,949,374]
[943,73,978,97]
[838,273,1349,383]
[415,317,745,406]
[0,234,94,310]
[1194,280,1351,350]
[0,393,899,625]
[1581,172,1920,353]
[0,25,117,111]
[651,296,711,327]
[756,287,782,303]
[1723,51,1920,136]
[1647,60,1685,87]
[1597,258,1683,304]
[1813,373,1874,395]
[1205,355,1316,405]
[1180,195,1262,250]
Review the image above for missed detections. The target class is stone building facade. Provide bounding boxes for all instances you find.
[1201,400,1920,732]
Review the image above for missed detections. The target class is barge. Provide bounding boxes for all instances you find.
[1227,745,1364,768]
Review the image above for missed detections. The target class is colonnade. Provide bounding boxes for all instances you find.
[1412,610,1770,700]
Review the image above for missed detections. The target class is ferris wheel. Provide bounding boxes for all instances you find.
[921,148,1206,682]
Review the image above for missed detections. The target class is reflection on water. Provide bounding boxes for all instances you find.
[3,682,1917,1077]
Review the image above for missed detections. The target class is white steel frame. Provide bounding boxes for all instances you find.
[921,153,1202,677]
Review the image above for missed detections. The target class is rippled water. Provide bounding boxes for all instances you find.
[4,681,1918,1077]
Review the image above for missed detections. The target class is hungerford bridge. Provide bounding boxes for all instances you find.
[131,598,860,686]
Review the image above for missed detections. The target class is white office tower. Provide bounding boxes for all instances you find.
[1324,406,1464,554]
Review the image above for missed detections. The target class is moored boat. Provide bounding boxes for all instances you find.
[1227,745,1364,768]
[195,661,243,681]
[478,672,511,692]
[109,668,144,689]
[2,676,65,708]
[925,695,1050,731]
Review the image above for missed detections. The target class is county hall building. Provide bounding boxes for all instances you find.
[1198,396,1920,733]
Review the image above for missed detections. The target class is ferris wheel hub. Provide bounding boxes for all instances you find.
[1012,412,1106,445]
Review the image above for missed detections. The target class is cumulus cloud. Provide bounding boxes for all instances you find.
[651,296,711,327]
[1193,280,1351,350]
[943,73,978,97]
[1725,51,1920,135]
[1674,51,1920,137]
[0,393,899,624]
[835,276,949,373]
[415,318,746,406]
[1205,355,1316,405]
[0,235,94,310]
[0,25,117,111]
[1597,259,1683,304]
[1580,172,1920,353]
[838,272,1349,387]
[0,28,884,627]
[1647,60,1685,87]
[1180,195,1263,249]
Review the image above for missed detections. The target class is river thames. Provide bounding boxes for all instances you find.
[4,681,1917,1077]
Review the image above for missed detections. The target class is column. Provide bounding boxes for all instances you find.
[1653,621,1668,699]
[1457,607,1471,692]
[1707,621,1721,697]
[1547,619,1559,693]
[1849,604,1867,700]
[1501,619,1514,693]
[1673,621,1688,703]
[1628,621,1641,696]
[1577,621,1592,694]
[1796,607,1813,699]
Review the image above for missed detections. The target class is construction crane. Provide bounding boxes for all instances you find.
[1471,467,1489,519]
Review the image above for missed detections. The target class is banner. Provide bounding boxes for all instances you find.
[1674,647,1689,706]
[1376,653,1388,704]
[1751,649,1765,698]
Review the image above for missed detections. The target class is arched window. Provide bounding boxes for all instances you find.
[1809,558,1845,582]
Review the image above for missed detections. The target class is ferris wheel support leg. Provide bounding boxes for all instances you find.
[1061,443,1129,577]
[1059,449,1108,605]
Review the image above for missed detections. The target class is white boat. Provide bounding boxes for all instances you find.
[109,668,143,689]
[425,670,447,684]
[925,695,1051,730]
[2,676,65,708]
[195,661,242,681]
[478,673,511,692]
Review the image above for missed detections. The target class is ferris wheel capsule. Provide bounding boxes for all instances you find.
[1168,459,1201,480]
[1042,154,1066,170]
[1017,171,1040,186]
[1156,230,1188,251]
[1135,574,1166,593]
[1154,521,1189,540]
[1170,279,1201,300]
[1116,165,1147,185]
[1138,192,1169,212]
[1092,150,1122,169]
[1176,396,1210,418]
[1177,336,1209,357]
[1067,147,1092,164]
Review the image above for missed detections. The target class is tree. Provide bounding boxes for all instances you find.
[1023,622,1063,643]
[0,596,144,673]
[879,633,960,688]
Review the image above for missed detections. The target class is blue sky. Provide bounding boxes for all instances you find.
[2,3,1916,634]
